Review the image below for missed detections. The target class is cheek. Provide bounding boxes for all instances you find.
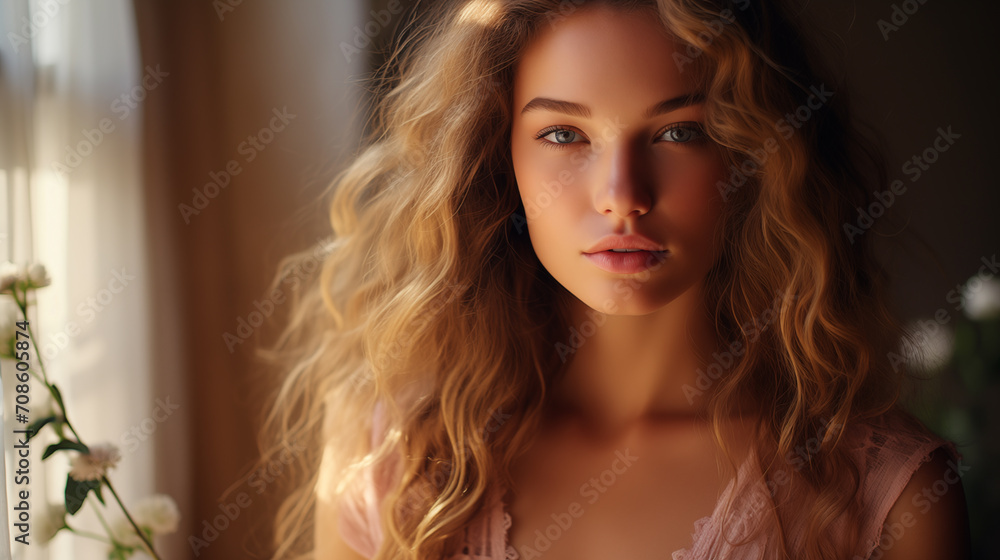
[510,134,538,203]
[656,149,727,241]
[511,163,579,258]
[524,197,577,259]
[511,139,582,220]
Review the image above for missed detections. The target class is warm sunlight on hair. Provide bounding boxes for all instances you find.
[258,1,975,559]
[457,0,503,25]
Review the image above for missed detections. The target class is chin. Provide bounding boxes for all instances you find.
[565,273,704,317]
[566,285,670,317]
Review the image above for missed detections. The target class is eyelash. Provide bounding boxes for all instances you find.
[533,122,708,150]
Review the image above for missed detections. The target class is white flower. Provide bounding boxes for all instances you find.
[111,517,145,548]
[900,320,954,373]
[133,494,180,534]
[0,261,21,293]
[962,275,1000,320]
[34,503,66,544]
[69,443,121,481]
[25,262,51,288]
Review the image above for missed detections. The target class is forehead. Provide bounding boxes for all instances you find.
[513,6,694,113]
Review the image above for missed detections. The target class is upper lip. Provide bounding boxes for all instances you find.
[585,234,665,253]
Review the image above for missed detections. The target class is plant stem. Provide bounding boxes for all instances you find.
[17,301,85,444]
[92,502,115,535]
[23,313,51,386]
[13,284,52,388]
[102,475,161,560]
[15,286,60,406]
[12,283,160,559]
[67,524,113,544]
[92,502,132,554]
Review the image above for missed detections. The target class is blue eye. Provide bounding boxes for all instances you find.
[535,127,584,148]
[659,123,706,143]
[533,122,707,150]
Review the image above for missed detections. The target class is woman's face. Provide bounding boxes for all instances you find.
[510,5,729,316]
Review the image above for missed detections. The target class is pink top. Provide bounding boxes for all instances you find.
[336,403,961,559]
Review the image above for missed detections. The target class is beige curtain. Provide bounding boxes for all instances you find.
[2,0,372,556]
[133,1,366,558]
[0,1,157,559]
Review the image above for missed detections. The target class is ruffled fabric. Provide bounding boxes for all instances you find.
[848,413,962,560]
[502,511,518,560]
[440,489,508,559]
[670,515,713,560]
[335,408,961,560]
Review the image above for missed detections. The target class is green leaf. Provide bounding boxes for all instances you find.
[43,440,89,460]
[50,383,65,411]
[64,474,101,515]
[107,543,131,560]
[25,416,57,441]
[94,481,106,505]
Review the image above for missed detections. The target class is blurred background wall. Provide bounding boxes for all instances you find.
[133,1,376,557]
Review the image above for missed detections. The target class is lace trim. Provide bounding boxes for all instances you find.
[436,412,959,560]
[502,510,516,560]
[671,516,714,559]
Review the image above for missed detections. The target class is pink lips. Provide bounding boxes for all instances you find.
[583,250,668,273]
[583,234,668,274]
[585,233,664,253]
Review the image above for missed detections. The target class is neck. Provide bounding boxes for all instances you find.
[547,282,737,438]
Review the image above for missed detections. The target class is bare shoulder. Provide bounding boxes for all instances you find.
[875,446,972,560]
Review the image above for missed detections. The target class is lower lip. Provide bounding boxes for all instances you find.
[583,250,668,273]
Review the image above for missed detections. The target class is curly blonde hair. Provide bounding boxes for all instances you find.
[256,0,915,558]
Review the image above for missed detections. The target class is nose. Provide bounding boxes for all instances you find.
[592,138,653,219]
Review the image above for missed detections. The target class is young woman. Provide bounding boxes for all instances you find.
[257,1,972,559]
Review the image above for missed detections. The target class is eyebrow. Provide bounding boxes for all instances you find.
[519,92,705,119]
